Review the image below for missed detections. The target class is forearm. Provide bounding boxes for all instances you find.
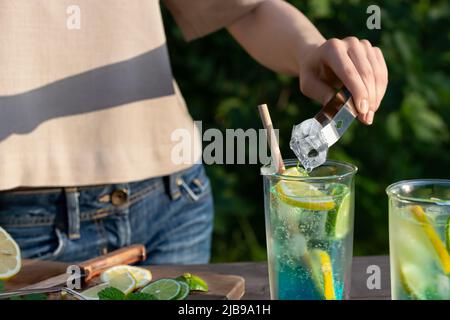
[228,0,325,76]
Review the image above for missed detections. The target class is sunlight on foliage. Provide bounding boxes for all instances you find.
[162,0,450,260]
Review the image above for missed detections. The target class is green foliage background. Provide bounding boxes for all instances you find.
[162,1,450,261]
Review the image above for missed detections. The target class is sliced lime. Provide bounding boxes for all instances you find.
[392,206,446,299]
[174,281,190,300]
[180,273,208,292]
[398,263,442,300]
[399,263,426,300]
[80,283,110,300]
[334,192,351,238]
[141,279,181,300]
[325,186,350,238]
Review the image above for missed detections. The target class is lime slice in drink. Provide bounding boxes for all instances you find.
[325,189,351,238]
[399,263,428,300]
[141,279,181,300]
[276,167,335,211]
[410,205,450,274]
[310,249,336,300]
[334,192,351,238]
[173,281,190,300]
[393,208,440,298]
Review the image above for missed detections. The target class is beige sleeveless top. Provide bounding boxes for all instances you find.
[0,0,264,190]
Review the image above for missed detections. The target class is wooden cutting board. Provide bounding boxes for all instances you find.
[5,260,245,300]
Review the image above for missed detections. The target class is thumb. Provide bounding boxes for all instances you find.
[300,74,336,106]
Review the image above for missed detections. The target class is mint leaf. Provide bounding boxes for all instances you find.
[98,287,126,300]
[23,293,47,300]
[126,292,157,300]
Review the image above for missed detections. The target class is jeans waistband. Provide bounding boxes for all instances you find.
[0,164,205,229]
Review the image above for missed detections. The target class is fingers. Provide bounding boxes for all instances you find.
[347,38,377,117]
[362,41,388,114]
[373,46,389,107]
[322,38,370,117]
[320,38,388,125]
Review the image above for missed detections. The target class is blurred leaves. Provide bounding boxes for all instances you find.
[162,0,450,261]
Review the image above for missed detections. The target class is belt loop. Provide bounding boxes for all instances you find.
[166,173,182,200]
[64,187,81,240]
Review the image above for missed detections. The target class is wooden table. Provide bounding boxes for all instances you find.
[7,255,391,300]
[215,255,391,300]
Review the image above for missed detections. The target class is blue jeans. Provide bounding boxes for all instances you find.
[0,164,214,264]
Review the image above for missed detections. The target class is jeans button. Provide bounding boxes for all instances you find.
[111,189,128,206]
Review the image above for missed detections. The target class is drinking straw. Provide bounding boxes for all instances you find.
[258,104,285,173]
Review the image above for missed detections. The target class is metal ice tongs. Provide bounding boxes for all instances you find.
[290,87,358,171]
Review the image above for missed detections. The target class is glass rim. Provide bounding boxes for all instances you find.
[261,159,358,182]
[386,179,450,205]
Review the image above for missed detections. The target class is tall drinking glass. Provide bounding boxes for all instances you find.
[261,159,357,300]
[387,180,450,300]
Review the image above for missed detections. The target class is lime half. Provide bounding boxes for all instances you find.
[141,279,181,300]
[180,273,209,292]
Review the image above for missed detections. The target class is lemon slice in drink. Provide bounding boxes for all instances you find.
[310,249,336,300]
[276,167,335,211]
[0,227,21,280]
[101,265,152,289]
[410,205,450,274]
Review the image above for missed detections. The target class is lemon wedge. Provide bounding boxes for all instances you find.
[100,265,152,289]
[0,227,21,280]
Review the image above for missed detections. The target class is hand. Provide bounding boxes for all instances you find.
[299,37,388,125]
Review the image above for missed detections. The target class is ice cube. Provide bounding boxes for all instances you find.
[290,118,328,171]
[290,233,307,257]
